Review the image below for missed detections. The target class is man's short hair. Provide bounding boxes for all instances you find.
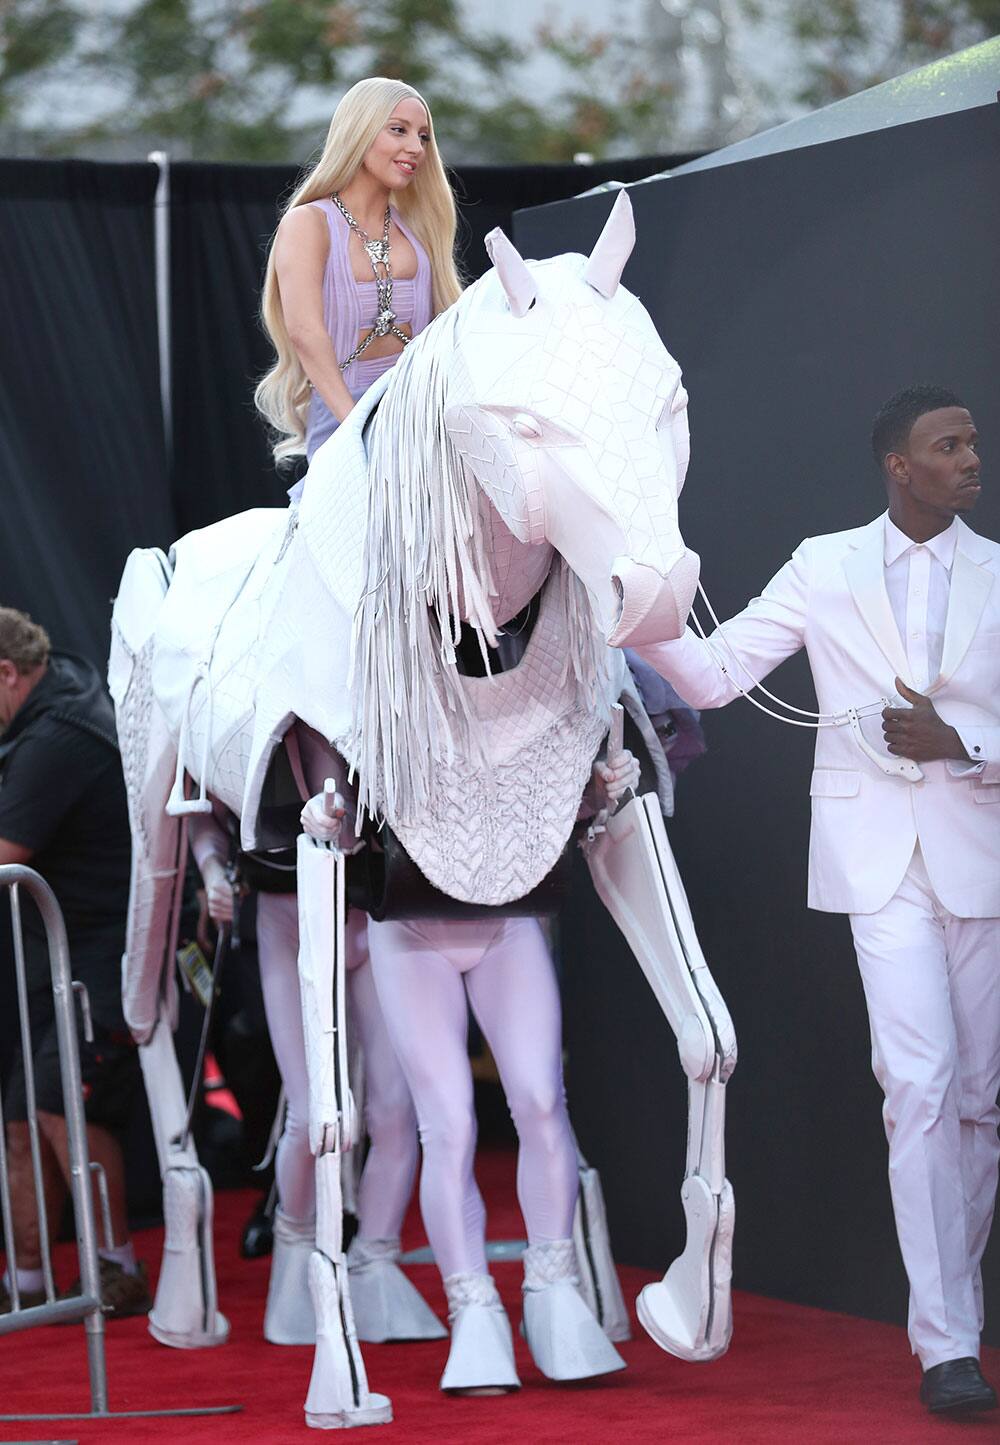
[871,384,967,470]
[0,607,51,673]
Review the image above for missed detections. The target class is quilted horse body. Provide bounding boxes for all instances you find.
[105,199,740,1407]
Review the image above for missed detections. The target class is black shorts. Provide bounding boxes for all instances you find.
[4,988,139,1133]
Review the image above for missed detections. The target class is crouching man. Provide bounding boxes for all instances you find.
[0,606,150,1318]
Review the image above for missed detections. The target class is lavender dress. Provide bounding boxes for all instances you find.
[303,199,433,462]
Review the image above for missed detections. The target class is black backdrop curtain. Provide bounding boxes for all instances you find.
[0,159,171,665]
[0,151,689,657]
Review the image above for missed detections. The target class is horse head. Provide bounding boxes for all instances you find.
[313,192,699,825]
[445,190,698,647]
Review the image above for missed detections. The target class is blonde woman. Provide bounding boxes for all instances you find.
[256,75,461,472]
[261,79,626,1394]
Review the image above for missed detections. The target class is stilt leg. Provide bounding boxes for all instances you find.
[584,792,736,1362]
[297,836,391,1430]
[139,1006,229,1349]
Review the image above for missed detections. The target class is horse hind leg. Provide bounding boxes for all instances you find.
[125,721,229,1351]
[111,553,227,1349]
[583,792,736,1363]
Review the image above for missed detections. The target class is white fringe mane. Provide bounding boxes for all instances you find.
[350,295,610,826]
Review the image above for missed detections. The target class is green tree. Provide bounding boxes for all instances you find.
[437,19,678,163]
[766,0,1000,109]
[0,0,677,163]
[0,0,83,124]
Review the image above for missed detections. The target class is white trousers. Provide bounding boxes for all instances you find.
[850,847,1000,1369]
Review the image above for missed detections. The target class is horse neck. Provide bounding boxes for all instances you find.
[477,491,555,626]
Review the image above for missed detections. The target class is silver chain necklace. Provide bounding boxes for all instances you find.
[332,192,412,367]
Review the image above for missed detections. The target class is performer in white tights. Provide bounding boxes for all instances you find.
[301,749,638,1392]
[367,916,578,1281]
[189,811,445,1345]
[257,896,423,1237]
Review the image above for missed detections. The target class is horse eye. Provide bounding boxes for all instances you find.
[512,413,541,440]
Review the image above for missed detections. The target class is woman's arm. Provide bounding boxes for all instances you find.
[274,205,357,425]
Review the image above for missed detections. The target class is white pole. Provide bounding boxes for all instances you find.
[148,150,172,468]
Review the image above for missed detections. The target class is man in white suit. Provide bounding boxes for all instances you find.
[635,385,999,1417]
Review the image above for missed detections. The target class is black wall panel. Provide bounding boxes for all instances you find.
[518,103,1000,1337]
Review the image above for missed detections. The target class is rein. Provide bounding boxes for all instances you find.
[688,580,922,781]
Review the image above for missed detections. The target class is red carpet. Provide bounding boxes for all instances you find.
[2,1150,997,1443]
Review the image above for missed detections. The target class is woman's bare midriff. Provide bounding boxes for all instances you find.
[355,323,413,359]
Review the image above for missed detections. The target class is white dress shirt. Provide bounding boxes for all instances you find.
[882,515,984,773]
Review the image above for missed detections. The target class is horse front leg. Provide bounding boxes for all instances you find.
[582,791,736,1362]
[296,834,392,1430]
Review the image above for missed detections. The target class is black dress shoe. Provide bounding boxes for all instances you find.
[240,1194,274,1259]
[920,1357,998,1415]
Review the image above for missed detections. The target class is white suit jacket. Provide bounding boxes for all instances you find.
[637,515,1000,917]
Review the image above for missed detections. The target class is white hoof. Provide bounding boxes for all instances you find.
[149,1166,229,1349]
[147,1314,230,1349]
[305,1394,393,1430]
[347,1238,447,1343]
[440,1274,520,1393]
[635,1175,734,1362]
[264,1211,316,1345]
[522,1282,626,1380]
[305,1250,393,1427]
[521,1241,626,1381]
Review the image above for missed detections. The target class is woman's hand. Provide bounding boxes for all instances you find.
[593,749,640,807]
[300,783,346,843]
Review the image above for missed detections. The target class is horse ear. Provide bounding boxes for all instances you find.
[583,190,635,298]
[484,227,537,318]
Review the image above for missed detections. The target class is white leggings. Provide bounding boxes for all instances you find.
[367,915,579,1280]
[256,892,420,1233]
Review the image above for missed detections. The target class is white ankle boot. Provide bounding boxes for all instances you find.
[263,1210,316,1345]
[521,1240,626,1381]
[347,1237,447,1342]
[439,1272,520,1393]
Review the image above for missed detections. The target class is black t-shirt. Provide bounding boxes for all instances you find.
[0,655,131,1026]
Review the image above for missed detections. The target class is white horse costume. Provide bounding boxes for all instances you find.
[109,193,736,1428]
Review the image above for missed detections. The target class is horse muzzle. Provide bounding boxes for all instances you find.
[607,550,701,647]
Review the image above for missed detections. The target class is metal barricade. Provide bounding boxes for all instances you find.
[0,864,240,1426]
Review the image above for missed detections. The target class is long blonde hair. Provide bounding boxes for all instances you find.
[256,77,463,463]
